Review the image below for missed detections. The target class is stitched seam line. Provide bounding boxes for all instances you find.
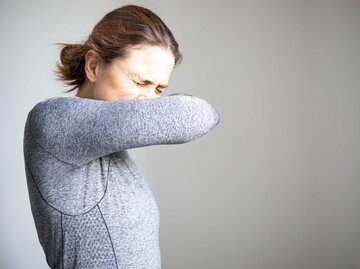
[32,138,81,167]
[97,205,119,269]
[24,157,110,217]
[61,213,64,269]
[27,98,81,168]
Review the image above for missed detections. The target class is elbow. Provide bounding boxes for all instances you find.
[205,106,220,134]
[202,98,221,131]
[172,95,220,143]
[212,107,221,128]
[190,98,221,139]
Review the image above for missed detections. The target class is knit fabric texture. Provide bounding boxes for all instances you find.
[23,93,220,269]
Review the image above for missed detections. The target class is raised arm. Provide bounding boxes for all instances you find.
[26,93,220,166]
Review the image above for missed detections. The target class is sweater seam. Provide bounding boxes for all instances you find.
[97,204,119,269]
[24,157,110,216]
[32,138,81,167]
[61,213,64,269]
[27,108,81,168]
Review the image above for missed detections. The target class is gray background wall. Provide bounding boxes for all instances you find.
[1,0,359,268]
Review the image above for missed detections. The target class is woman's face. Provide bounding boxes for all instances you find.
[79,45,175,101]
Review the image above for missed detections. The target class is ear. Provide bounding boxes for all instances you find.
[84,49,102,82]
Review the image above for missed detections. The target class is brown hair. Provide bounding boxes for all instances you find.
[54,5,183,93]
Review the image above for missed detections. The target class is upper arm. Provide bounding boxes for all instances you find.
[27,93,220,166]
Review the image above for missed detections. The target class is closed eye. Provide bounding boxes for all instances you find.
[134,80,166,94]
[156,88,164,94]
[134,81,146,86]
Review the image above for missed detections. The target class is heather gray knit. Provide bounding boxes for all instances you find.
[23,93,220,269]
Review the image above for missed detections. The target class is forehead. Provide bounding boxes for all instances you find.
[115,46,175,80]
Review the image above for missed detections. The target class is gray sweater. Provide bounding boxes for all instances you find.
[23,93,220,269]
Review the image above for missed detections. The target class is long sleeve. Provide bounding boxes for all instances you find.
[26,93,220,166]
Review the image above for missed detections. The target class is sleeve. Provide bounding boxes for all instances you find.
[27,93,220,166]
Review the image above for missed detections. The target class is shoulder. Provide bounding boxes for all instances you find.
[28,96,78,114]
[26,97,79,127]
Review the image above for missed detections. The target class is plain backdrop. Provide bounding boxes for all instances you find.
[1,0,360,268]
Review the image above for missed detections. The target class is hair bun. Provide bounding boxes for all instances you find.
[54,43,87,93]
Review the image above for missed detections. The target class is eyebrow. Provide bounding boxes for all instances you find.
[134,73,168,89]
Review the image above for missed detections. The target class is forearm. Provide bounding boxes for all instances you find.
[27,93,220,166]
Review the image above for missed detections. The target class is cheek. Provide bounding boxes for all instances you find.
[105,72,121,89]
[96,74,140,100]
[95,72,122,92]
[109,72,135,92]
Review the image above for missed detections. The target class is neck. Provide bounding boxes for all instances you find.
[76,81,94,99]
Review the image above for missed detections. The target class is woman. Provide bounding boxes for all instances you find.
[23,4,220,269]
